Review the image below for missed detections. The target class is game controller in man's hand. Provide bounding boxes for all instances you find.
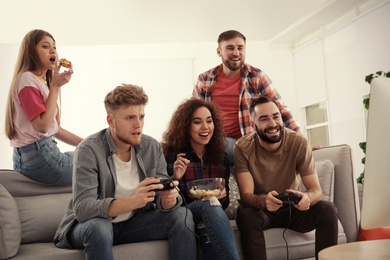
[275,192,302,204]
[152,178,175,191]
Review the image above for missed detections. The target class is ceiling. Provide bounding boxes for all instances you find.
[0,0,383,46]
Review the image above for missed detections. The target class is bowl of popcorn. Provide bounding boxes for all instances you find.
[187,178,225,199]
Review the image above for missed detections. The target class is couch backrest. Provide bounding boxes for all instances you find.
[0,170,72,244]
[0,169,72,197]
[312,144,360,242]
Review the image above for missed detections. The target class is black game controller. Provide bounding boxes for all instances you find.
[275,193,302,204]
[153,179,175,191]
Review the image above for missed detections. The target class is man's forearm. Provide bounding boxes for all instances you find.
[305,188,323,206]
[241,192,266,209]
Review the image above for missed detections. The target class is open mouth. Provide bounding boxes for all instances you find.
[49,57,56,62]
[266,127,280,135]
[199,133,209,137]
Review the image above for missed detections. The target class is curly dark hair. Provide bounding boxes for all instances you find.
[162,98,226,163]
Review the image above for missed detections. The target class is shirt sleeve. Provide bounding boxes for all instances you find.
[297,138,316,177]
[192,74,205,99]
[18,86,46,121]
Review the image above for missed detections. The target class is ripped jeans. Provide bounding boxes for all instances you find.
[185,199,239,260]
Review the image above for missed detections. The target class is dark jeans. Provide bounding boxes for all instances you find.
[236,200,338,260]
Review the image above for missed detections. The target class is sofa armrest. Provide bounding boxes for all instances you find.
[313,144,360,242]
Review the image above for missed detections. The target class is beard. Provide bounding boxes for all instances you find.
[115,128,142,146]
[117,135,141,146]
[255,125,284,144]
[222,57,243,71]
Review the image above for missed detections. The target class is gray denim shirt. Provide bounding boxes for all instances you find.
[54,128,181,248]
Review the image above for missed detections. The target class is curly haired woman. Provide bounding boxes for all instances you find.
[162,98,239,260]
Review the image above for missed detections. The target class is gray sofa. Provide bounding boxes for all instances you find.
[0,144,360,260]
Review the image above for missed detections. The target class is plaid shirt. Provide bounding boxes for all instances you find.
[193,63,300,136]
[165,148,230,209]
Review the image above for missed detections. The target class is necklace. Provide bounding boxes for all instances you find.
[37,75,46,84]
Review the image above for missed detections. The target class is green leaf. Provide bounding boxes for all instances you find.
[363,97,370,110]
[365,74,374,84]
[365,71,390,84]
[359,142,366,152]
[357,173,364,184]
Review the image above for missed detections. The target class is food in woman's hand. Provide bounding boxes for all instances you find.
[59,58,72,68]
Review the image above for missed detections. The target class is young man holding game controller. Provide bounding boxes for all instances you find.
[233,96,338,260]
[54,84,196,260]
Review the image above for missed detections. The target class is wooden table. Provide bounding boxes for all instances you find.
[318,239,390,260]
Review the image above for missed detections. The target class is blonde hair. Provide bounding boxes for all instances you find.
[104,84,148,114]
[5,29,58,140]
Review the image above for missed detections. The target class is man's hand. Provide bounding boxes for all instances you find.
[158,180,180,209]
[265,191,283,212]
[131,178,162,209]
[286,189,310,211]
[108,178,162,217]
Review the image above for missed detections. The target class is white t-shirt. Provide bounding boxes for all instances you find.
[112,147,140,223]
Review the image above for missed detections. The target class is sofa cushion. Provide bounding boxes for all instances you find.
[15,193,72,243]
[301,159,335,202]
[0,184,21,259]
[316,159,335,202]
[15,240,170,260]
[225,175,240,220]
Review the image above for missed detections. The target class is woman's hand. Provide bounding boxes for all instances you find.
[173,153,190,180]
[50,62,73,88]
[216,187,227,200]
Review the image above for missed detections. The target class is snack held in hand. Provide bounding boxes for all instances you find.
[59,58,72,68]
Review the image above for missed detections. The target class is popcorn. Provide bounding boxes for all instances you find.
[189,188,221,199]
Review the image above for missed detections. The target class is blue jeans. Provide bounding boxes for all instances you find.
[186,200,239,260]
[13,136,74,185]
[225,137,237,179]
[224,137,237,166]
[68,207,196,260]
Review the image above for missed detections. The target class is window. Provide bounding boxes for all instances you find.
[304,101,330,147]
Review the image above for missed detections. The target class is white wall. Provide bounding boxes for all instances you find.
[0,41,297,169]
[2,3,388,181]
[294,2,390,179]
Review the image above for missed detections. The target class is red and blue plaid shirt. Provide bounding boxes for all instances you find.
[193,63,300,136]
[165,148,231,209]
